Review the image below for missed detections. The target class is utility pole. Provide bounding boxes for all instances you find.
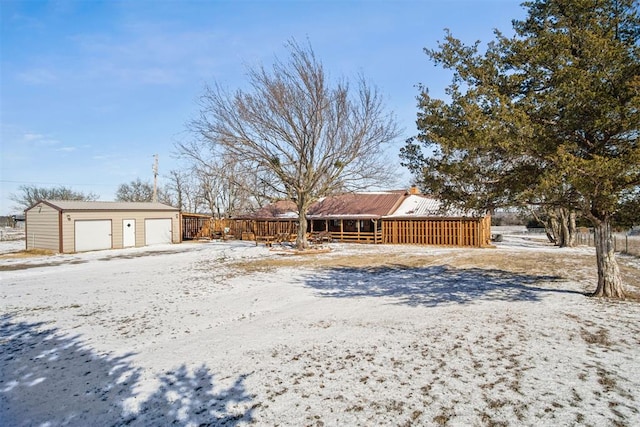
[152,154,158,203]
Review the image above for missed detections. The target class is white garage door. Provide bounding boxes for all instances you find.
[75,220,112,252]
[145,218,172,245]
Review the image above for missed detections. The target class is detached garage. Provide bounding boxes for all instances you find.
[25,200,181,253]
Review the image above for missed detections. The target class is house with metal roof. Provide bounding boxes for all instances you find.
[227,188,491,247]
[25,200,181,253]
[381,194,492,247]
[226,192,406,244]
[307,191,407,243]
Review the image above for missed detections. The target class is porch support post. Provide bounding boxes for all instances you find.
[373,219,378,244]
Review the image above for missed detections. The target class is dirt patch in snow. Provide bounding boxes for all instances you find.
[227,244,640,295]
[0,248,56,258]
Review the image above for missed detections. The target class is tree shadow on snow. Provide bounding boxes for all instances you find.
[0,315,255,426]
[304,264,582,307]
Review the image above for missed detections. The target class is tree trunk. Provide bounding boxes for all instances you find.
[295,195,310,250]
[545,211,559,244]
[559,209,569,247]
[296,212,309,250]
[543,207,577,248]
[567,210,577,247]
[557,207,577,248]
[530,208,557,243]
[590,217,625,298]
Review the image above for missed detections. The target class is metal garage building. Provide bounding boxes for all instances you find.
[25,200,181,253]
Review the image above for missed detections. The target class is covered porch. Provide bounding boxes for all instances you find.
[308,216,383,244]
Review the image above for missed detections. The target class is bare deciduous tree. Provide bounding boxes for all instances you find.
[189,40,400,248]
[174,141,260,217]
[10,185,99,210]
[115,178,172,205]
[165,169,200,213]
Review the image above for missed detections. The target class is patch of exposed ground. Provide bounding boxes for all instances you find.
[222,245,640,297]
[0,249,56,258]
[0,259,87,271]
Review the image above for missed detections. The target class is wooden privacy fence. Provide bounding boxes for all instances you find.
[182,214,212,240]
[227,219,298,241]
[381,217,491,247]
[224,215,492,248]
[181,214,233,240]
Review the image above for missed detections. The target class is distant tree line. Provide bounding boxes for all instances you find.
[10,185,99,210]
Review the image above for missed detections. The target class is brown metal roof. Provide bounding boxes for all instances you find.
[30,200,179,212]
[307,192,406,219]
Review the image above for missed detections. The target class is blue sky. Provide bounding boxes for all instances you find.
[0,0,526,214]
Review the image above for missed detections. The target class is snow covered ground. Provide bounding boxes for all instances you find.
[1,236,639,426]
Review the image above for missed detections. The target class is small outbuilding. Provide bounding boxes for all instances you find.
[25,200,181,253]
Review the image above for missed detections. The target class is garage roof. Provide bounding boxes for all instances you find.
[29,200,179,212]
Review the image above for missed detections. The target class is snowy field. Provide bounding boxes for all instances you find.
[1,236,639,426]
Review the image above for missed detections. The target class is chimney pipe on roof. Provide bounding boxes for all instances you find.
[409,186,421,195]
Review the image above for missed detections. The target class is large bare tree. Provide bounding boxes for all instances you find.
[189,40,400,249]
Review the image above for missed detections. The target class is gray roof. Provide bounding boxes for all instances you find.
[33,200,179,212]
[385,195,478,218]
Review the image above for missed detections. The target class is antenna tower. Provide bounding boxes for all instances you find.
[152,154,158,203]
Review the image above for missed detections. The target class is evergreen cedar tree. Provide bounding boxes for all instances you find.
[401,0,639,299]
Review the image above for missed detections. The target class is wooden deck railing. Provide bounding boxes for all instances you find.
[326,231,383,244]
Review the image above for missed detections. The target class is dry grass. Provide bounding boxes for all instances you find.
[226,245,640,298]
[227,251,434,273]
[616,235,640,257]
[0,249,56,259]
[228,247,562,275]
